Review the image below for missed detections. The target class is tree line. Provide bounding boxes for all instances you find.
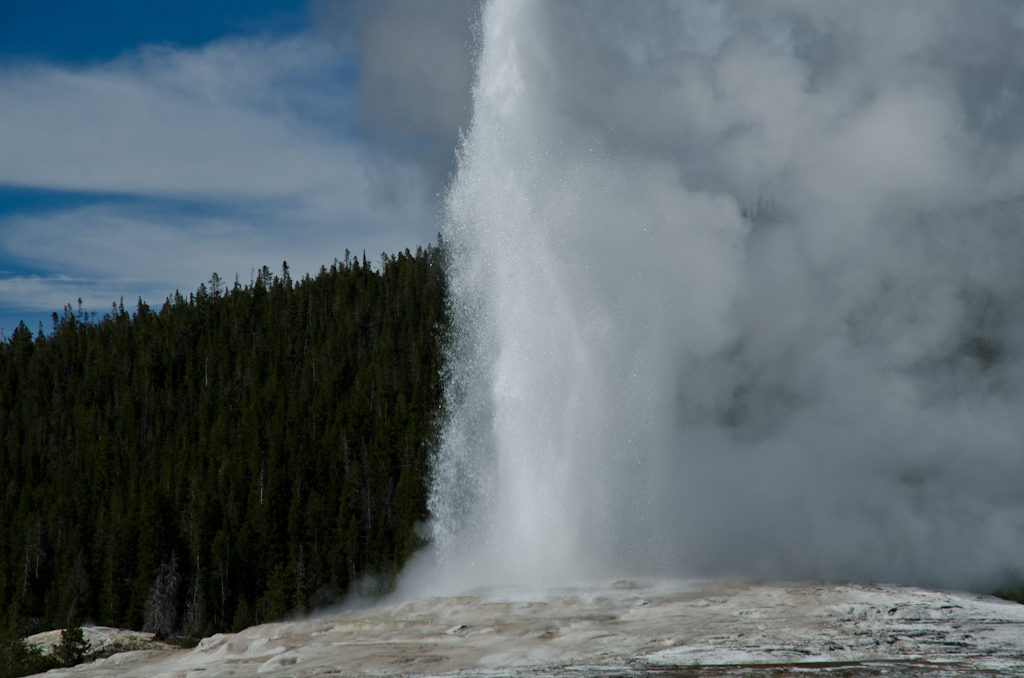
[0,244,446,658]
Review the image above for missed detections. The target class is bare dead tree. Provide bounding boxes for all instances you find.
[144,553,181,640]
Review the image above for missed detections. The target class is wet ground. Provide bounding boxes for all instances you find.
[32,580,1024,677]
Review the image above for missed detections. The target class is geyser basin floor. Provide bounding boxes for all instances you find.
[38,581,1024,677]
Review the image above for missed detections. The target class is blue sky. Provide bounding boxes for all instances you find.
[0,0,471,335]
[0,1,310,62]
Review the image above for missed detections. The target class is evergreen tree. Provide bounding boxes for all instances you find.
[55,622,88,667]
[0,243,446,644]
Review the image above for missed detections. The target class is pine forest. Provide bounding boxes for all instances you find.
[0,244,446,650]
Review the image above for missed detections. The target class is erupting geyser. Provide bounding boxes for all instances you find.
[36,4,1024,677]
[428,0,1024,591]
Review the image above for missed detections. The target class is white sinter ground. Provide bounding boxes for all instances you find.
[33,580,1024,677]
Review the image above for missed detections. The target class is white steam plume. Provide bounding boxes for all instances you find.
[427,0,1024,592]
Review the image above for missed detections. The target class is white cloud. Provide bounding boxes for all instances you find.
[3,199,424,284]
[0,33,436,321]
[0,36,361,198]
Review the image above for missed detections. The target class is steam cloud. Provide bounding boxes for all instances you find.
[312,0,478,204]
[427,0,1024,593]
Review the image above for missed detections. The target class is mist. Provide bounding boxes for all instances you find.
[311,0,478,205]
[422,0,1024,594]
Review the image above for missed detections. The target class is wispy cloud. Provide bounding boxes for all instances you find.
[0,36,362,196]
[0,33,435,329]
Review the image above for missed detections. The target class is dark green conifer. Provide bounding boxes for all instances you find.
[0,243,446,645]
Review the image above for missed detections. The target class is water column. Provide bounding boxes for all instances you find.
[429,0,747,586]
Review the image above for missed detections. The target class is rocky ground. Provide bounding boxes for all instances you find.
[28,580,1024,677]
